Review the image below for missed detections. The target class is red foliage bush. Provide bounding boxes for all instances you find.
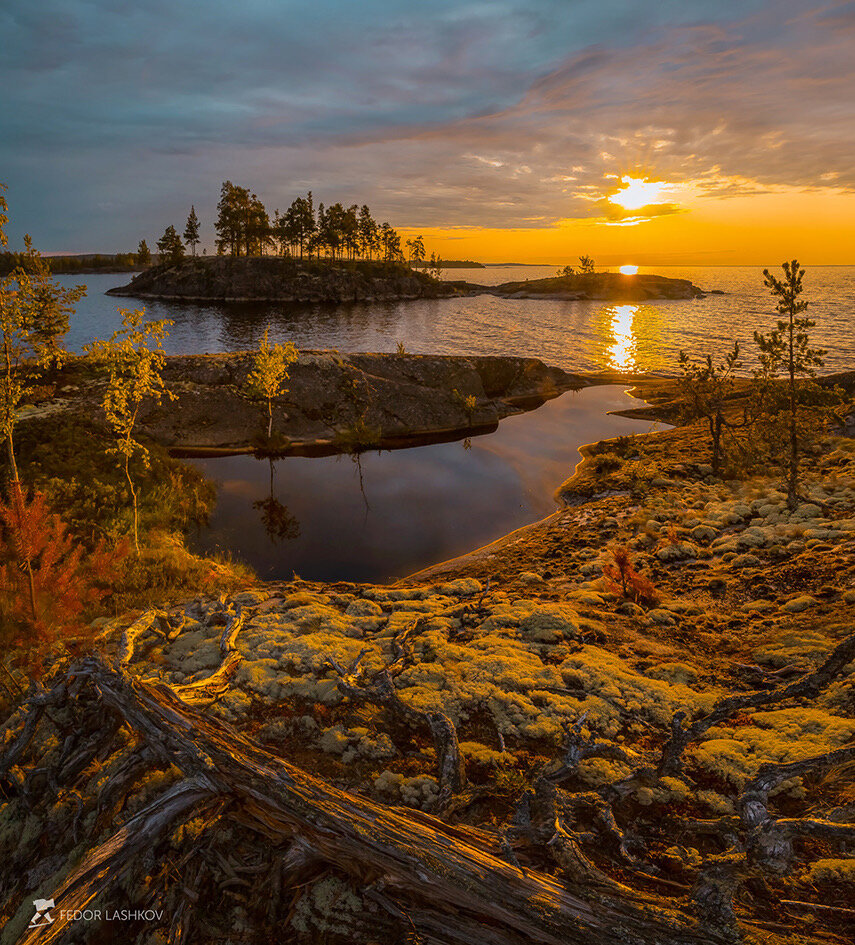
[602,544,659,607]
[0,483,128,673]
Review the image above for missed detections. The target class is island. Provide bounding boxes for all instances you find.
[106,257,709,304]
[106,256,456,303]
[453,270,708,300]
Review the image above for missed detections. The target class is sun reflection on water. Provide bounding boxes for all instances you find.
[591,303,666,373]
[607,304,637,370]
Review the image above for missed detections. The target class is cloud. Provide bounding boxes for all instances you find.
[1,0,852,245]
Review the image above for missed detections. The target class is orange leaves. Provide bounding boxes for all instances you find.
[602,544,659,607]
[0,483,129,670]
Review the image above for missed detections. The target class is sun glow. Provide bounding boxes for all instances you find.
[619,265,638,275]
[611,177,666,211]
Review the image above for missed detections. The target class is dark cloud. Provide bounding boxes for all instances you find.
[0,0,849,247]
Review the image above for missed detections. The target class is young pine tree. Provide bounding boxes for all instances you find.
[156,225,185,265]
[247,326,298,440]
[0,211,85,618]
[183,206,200,256]
[85,309,174,554]
[677,343,741,475]
[16,234,86,371]
[137,239,151,267]
[753,261,826,509]
[0,489,128,672]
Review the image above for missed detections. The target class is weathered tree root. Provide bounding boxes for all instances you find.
[6,658,732,945]
[326,623,467,809]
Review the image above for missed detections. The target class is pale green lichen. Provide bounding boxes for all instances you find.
[290,876,364,936]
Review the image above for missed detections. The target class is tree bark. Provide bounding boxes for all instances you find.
[20,659,733,945]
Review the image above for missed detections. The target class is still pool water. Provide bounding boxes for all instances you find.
[187,386,666,583]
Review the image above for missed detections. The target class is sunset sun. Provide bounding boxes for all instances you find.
[611,177,667,211]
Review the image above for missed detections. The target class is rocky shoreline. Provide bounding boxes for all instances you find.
[4,383,853,944]
[42,351,590,455]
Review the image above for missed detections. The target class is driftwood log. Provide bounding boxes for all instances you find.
[1,636,853,944]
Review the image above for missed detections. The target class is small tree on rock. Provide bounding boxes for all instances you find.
[677,343,741,476]
[578,255,596,274]
[753,261,827,509]
[183,206,200,256]
[84,309,174,555]
[137,239,151,267]
[247,326,298,440]
[156,225,185,265]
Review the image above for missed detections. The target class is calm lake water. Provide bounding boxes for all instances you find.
[55,265,854,581]
[187,386,664,583]
[58,265,855,374]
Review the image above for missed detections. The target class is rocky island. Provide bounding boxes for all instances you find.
[456,270,709,301]
[107,256,456,303]
[106,258,708,305]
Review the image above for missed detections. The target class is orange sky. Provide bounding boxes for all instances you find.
[402,184,855,266]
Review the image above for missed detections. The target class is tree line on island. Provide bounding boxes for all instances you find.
[0,182,445,277]
[144,182,445,278]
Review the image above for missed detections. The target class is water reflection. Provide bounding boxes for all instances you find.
[608,305,638,370]
[252,459,300,544]
[188,386,665,583]
[592,303,666,372]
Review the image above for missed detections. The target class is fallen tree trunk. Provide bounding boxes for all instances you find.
[13,658,731,945]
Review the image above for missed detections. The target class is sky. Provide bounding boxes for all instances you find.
[2,0,855,263]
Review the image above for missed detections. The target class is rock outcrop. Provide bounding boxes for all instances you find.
[455,271,707,301]
[50,352,588,454]
[106,257,456,303]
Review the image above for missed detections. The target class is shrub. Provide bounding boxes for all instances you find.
[592,451,621,473]
[0,486,128,674]
[602,545,659,607]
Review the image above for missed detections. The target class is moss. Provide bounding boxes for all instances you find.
[692,708,855,787]
[575,756,632,787]
[458,741,515,767]
[805,859,855,883]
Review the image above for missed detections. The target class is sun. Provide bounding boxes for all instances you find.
[611,177,665,211]
[619,265,639,275]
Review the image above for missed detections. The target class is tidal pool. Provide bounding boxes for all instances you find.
[187,385,665,583]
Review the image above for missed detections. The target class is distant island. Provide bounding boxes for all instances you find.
[0,251,142,275]
[107,256,455,303]
[412,259,485,269]
[455,270,708,300]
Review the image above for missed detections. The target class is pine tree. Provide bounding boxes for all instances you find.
[406,235,426,266]
[137,239,151,267]
[156,225,184,265]
[677,343,741,475]
[183,206,200,256]
[0,488,128,667]
[753,260,827,508]
[15,235,85,370]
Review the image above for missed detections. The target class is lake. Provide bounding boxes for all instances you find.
[55,264,853,581]
[57,264,855,375]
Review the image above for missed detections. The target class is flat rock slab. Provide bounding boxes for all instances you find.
[48,351,589,453]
